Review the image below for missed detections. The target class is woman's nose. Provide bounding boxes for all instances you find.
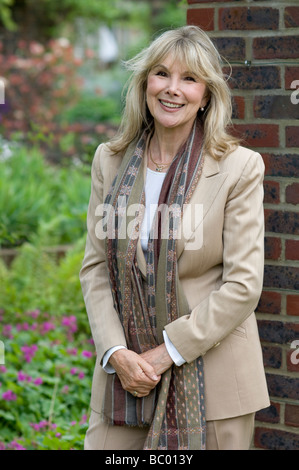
[166,76,180,95]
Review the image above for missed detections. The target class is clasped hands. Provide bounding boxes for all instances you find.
[108,344,173,398]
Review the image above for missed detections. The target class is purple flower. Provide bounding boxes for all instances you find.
[17,371,29,382]
[62,315,77,333]
[3,325,13,339]
[33,377,43,385]
[40,321,56,334]
[9,440,26,450]
[21,344,38,363]
[82,350,93,358]
[2,390,17,401]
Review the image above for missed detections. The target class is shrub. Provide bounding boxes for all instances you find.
[0,144,91,248]
[0,240,92,450]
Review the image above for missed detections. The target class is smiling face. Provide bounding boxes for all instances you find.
[146,54,208,136]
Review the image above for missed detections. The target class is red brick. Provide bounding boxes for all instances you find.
[254,95,299,119]
[265,209,299,235]
[262,153,299,178]
[285,66,299,90]
[232,124,279,147]
[286,240,299,261]
[187,8,214,30]
[254,426,299,450]
[256,402,280,424]
[286,183,299,205]
[213,37,245,61]
[225,66,280,90]
[219,7,279,31]
[287,295,299,316]
[286,126,299,148]
[253,36,299,59]
[263,265,299,290]
[232,96,245,119]
[264,236,282,260]
[257,290,281,314]
[262,345,282,369]
[285,6,299,28]
[264,181,280,204]
[266,373,299,401]
[285,404,299,427]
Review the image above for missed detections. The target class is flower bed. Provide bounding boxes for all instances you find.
[0,241,93,450]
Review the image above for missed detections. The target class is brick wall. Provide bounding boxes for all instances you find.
[187,0,299,450]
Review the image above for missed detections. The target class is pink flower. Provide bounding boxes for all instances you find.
[78,371,85,379]
[0,366,7,373]
[33,377,43,385]
[21,344,38,363]
[82,350,93,358]
[2,390,17,401]
[17,371,29,382]
[29,309,40,319]
[3,325,13,338]
[40,321,55,334]
[62,315,77,333]
[9,440,26,450]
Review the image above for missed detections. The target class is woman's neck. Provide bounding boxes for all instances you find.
[150,122,194,164]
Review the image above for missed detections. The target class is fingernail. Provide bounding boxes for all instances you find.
[152,375,158,380]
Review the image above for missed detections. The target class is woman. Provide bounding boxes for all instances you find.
[80,26,270,450]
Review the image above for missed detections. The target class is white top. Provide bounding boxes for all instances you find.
[102,167,185,371]
[140,168,166,253]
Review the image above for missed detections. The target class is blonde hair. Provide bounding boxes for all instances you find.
[109,25,239,159]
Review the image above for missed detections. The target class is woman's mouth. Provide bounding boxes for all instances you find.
[159,99,184,109]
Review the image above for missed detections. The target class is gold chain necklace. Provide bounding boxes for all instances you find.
[149,146,172,172]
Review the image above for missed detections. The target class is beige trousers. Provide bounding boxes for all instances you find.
[84,410,255,450]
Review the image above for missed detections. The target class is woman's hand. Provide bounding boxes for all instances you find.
[140,344,173,376]
[108,349,161,397]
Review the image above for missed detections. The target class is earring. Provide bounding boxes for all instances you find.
[200,107,205,112]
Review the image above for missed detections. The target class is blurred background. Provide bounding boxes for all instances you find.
[0,0,186,450]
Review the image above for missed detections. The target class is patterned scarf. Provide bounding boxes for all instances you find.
[102,118,206,450]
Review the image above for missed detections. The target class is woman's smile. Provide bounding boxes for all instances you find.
[159,99,185,110]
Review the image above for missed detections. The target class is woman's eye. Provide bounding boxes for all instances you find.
[156,71,167,77]
[185,76,196,82]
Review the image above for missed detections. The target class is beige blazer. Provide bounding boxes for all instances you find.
[80,142,270,422]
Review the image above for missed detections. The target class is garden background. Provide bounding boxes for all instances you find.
[0,0,187,450]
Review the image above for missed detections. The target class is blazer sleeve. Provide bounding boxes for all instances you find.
[79,144,127,361]
[164,151,265,363]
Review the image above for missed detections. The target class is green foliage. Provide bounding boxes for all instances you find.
[62,93,121,126]
[0,144,91,248]
[0,239,92,450]
[0,0,16,30]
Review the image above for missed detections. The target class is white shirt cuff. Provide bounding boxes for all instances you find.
[102,345,127,374]
[163,330,186,366]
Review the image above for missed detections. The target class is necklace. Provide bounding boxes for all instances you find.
[149,146,172,172]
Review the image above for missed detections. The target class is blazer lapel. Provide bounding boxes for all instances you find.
[136,152,228,275]
[176,153,228,260]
